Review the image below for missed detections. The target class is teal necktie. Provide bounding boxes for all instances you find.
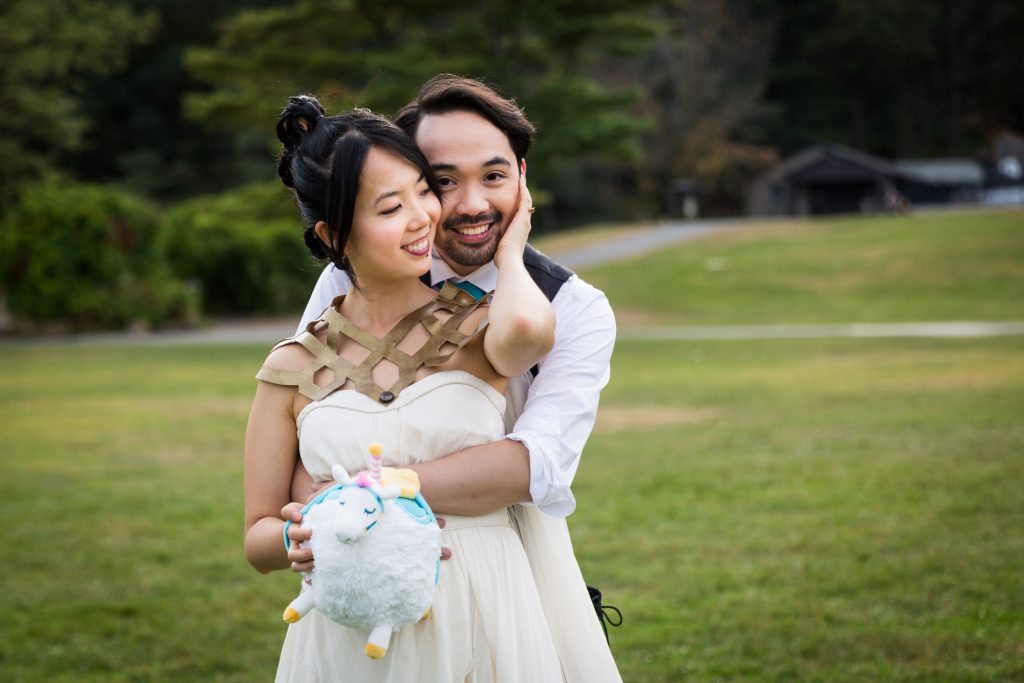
[444,279,487,302]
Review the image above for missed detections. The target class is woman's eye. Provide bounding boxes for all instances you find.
[381,205,400,216]
[420,187,433,197]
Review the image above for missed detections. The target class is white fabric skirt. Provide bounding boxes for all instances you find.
[275,508,564,683]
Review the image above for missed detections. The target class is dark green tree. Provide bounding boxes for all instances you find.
[0,0,156,209]
[67,0,282,199]
[183,0,658,225]
[760,0,1024,157]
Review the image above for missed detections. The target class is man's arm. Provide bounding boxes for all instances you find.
[406,439,532,516]
[409,277,615,517]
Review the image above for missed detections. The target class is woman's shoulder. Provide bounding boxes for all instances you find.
[255,325,326,391]
[262,338,316,374]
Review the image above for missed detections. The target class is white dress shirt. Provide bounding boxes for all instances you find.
[296,258,616,517]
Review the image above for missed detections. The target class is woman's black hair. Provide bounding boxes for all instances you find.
[276,95,440,289]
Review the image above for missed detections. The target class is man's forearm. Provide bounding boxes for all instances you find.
[408,438,531,516]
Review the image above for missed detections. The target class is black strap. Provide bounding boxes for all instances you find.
[522,244,573,377]
[523,243,574,302]
[587,585,623,643]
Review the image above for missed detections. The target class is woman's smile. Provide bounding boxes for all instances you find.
[401,235,431,256]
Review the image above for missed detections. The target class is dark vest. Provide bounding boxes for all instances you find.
[522,243,574,303]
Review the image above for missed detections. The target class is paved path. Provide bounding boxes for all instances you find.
[3,213,1022,347]
[554,219,742,270]
[4,320,1023,347]
[618,321,1024,341]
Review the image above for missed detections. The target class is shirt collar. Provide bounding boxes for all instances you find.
[429,258,499,292]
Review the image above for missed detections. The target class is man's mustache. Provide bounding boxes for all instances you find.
[444,210,501,230]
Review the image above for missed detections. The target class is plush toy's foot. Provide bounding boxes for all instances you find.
[283,607,302,623]
[419,607,432,622]
[366,624,393,659]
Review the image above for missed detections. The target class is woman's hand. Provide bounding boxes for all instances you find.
[281,502,314,573]
[493,174,533,267]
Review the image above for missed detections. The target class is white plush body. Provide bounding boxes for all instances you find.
[304,496,441,628]
[283,464,442,659]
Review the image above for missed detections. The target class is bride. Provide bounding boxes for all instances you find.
[244,96,563,682]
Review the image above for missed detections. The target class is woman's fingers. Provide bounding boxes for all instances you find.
[281,501,304,523]
[495,175,533,261]
[287,525,314,572]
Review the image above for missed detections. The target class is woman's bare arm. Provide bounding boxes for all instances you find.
[482,177,555,378]
[244,380,302,573]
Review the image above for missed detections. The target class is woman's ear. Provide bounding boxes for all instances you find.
[314,221,332,249]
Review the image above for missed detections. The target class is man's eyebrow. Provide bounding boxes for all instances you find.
[482,156,512,168]
[430,158,512,173]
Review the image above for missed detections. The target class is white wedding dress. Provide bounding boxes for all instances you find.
[274,369,620,683]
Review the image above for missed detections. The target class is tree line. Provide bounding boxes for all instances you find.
[2,0,1021,328]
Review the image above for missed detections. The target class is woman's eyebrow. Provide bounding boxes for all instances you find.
[374,174,427,205]
[373,189,398,206]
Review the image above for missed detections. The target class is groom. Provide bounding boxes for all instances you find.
[291,75,616,520]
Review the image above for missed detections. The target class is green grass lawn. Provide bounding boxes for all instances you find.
[1,209,1022,681]
[580,209,1024,325]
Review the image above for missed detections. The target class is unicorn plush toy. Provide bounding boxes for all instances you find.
[282,444,442,659]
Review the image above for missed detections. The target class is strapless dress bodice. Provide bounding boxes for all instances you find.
[296,370,506,481]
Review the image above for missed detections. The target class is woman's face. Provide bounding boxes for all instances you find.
[343,147,441,285]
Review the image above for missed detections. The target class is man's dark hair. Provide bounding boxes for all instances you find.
[394,75,536,163]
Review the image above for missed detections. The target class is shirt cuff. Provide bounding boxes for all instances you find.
[506,432,577,518]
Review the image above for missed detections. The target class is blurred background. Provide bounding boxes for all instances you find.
[1,0,1023,330]
[1,1,1022,681]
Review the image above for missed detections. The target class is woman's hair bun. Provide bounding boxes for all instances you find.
[276,95,326,151]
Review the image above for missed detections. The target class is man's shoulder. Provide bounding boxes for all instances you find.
[523,244,574,302]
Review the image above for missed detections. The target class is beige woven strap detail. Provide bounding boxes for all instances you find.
[255,285,487,403]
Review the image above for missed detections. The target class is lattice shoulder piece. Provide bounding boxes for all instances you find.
[256,282,488,404]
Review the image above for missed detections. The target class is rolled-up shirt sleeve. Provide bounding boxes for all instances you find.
[506,276,616,518]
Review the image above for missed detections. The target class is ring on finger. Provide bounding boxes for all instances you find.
[527,206,536,213]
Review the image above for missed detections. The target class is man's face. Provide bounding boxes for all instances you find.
[414,110,521,276]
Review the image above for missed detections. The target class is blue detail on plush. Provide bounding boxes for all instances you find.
[283,484,438,549]
[394,494,436,526]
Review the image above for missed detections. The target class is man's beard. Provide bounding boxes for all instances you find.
[436,210,504,268]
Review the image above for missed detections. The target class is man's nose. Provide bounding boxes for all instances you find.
[451,183,490,218]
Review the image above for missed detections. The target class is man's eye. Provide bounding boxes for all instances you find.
[484,173,505,182]
[436,177,454,188]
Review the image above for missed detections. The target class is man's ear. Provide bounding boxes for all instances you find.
[520,159,527,177]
